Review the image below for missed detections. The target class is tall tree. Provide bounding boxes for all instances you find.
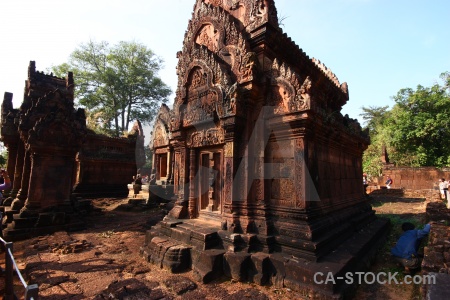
[361,72,450,175]
[52,40,171,137]
[388,73,450,166]
[360,105,389,135]
[360,106,391,178]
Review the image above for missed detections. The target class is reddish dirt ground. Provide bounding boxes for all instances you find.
[0,194,432,299]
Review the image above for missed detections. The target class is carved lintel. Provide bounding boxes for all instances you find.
[187,127,225,148]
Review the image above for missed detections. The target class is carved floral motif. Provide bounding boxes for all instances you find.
[186,127,225,148]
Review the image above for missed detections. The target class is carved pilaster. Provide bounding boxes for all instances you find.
[168,147,189,219]
[295,138,306,209]
[167,149,174,184]
[15,148,31,203]
[155,155,160,180]
[173,150,180,195]
[188,148,197,218]
[223,142,234,206]
[5,141,25,201]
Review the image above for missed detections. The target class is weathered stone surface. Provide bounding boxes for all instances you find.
[192,249,226,283]
[161,244,191,273]
[223,252,251,281]
[249,252,271,285]
[163,275,197,295]
[268,253,288,288]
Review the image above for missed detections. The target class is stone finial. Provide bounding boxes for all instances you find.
[2,92,13,112]
[28,61,36,78]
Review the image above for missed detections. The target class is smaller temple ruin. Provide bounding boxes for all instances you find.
[147,104,175,205]
[0,61,143,240]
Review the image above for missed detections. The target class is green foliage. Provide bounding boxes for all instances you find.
[0,142,7,167]
[362,72,450,175]
[144,145,153,169]
[0,153,6,167]
[52,40,171,137]
[360,105,389,135]
[360,106,391,178]
[388,75,450,167]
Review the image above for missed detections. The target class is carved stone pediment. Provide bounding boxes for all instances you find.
[153,124,169,148]
[200,0,279,32]
[268,59,312,114]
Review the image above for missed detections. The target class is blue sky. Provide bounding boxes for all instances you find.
[1,0,449,128]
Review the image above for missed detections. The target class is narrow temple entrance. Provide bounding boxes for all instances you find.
[198,148,222,219]
[159,153,167,178]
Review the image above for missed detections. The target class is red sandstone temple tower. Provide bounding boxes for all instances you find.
[0,62,143,239]
[143,1,388,297]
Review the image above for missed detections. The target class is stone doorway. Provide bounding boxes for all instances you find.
[159,153,168,178]
[198,148,222,219]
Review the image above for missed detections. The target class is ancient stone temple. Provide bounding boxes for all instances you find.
[150,104,173,185]
[139,0,388,297]
[147,104,175,204]
[0,61,87,239]
[0,61,140,240]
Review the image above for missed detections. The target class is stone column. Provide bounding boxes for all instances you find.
[168,147,189,219]
[11,148,31,210]
[173,150,179,192]
[295,138,306,209]
[188,148,196,218]
[166,149,173,184]
[9,141,25,200]
[5,141,18,179]
[155,154,160,180]
[167,148,174,184]
[20,150,76,217]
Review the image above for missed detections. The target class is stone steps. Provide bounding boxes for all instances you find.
[141,217,389,298]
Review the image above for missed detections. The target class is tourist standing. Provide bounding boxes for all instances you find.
[444,179,449,201]
[0,169,11,205]
[385,176,393,189]
[439,178,446,200]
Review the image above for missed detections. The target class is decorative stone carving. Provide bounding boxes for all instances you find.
[142,2,386,299]
[196,24,220,52]
[269,59,311,114]
[153,125,169,148]
[240,52,257,82]
[186,127,225,148]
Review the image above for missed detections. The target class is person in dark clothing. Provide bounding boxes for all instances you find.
[0,169,11,205]
[391,222,431,273]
